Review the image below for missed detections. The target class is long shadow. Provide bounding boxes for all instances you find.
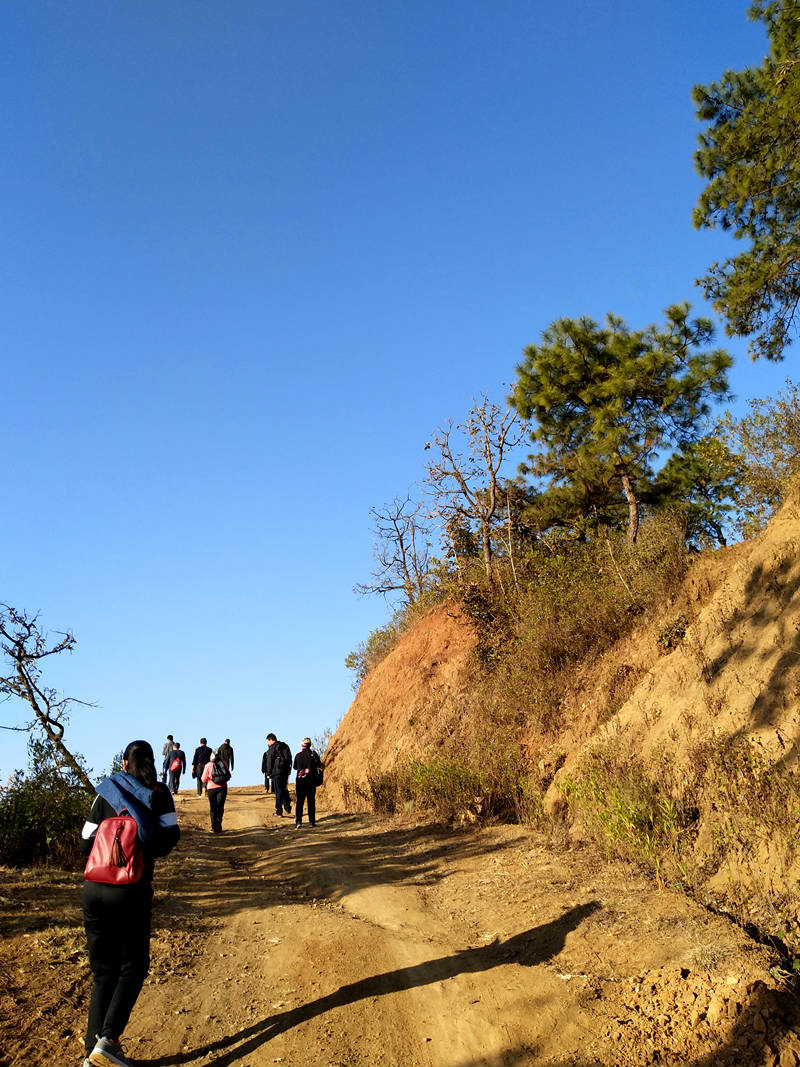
[136,901,600,1066]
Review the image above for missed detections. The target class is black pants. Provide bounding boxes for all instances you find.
[170,770,181,794]
[196,770,205,796]
[295,780,316,826]
[208,785,227,830]
[272,773,291,814]
[83,881,152,1055]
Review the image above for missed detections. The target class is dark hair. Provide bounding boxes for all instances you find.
[266,733,276,742]
[123,740,157,788]
[200,737,207,745]
[167,734,173,740]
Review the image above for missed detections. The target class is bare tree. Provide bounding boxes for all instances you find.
[424,396,525,579]
[354,494,431,604]
[0,604,93,789]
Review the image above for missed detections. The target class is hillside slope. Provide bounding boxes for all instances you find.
[324,604,477,810]
[326,489,800,936]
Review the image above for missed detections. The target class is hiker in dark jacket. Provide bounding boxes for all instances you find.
[263,733,292,817]
[293,737,321,829]
[191,738,212,796]
[80,739,179,1067]
[217,738,234,774]
[168,742,186,795]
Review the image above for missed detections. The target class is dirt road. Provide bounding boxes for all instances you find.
[3,786,800,1067]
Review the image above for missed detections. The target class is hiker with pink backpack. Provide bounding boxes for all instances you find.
[167,740,186,794]
[80,739,180,1067]
[201,748,231,833]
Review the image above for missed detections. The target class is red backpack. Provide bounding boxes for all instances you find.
[84,815,144,885]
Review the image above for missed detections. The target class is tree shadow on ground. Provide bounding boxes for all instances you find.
[135,900,600,1066]
[155,813,532,924]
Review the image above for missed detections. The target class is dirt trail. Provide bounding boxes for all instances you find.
[3,786,800,1067]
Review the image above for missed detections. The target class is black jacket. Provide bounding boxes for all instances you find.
[192,745,212,774]
[263,741,292,778]
[293,747,320,783]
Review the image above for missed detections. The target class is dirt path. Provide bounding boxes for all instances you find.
[3,786,800,1067]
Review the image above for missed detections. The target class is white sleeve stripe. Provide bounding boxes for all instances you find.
[159,811,178,827]
[81,820,99,840]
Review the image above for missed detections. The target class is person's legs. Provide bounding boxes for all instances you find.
[215,786,227,830]
[83,885,151,1056]
[99,891,151,1042]
[196,773,204,796]
[84,886,122,1056]
[307,786,317,827]
[208,789,222,831]
[272,774,285,815]
[281,773,292,813]
[295,781,307,826]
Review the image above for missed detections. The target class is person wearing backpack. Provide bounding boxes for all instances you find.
[217,738,234,774]
[80,739,179,1067]
[191,737,212,796]
[201,749,231,832]
[293,737,322,829]
[168,741,186,795]
[263,733,292,817]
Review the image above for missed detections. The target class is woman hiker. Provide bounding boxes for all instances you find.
[201,748,230,832]
[80,739,180,1067]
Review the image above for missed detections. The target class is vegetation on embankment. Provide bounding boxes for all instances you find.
[334,477,800,968]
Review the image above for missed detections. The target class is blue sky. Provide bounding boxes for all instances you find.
[1,1,791,784]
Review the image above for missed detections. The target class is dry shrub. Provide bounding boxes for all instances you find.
[482,512,690,737]
[562,734,800,966]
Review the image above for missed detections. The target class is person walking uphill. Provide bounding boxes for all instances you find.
[160,734,174,785]
[168,741,186,795]
[80,739,179,1067]
[293,737,322,829]
[201,749,231,832]
[217,738,234,774]
[263,733,292,817]
[191,737,212,797]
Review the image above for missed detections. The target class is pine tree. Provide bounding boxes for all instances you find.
[693,0,800,360]
[510,305,732,543]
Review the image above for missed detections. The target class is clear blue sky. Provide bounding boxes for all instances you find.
[1,1,791,784]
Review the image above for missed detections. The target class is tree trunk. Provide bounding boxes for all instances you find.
[480,520,493,578]
[619,469,640,545]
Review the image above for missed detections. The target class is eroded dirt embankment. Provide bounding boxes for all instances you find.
[2,787,800,1067]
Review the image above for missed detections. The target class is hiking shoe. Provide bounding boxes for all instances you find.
[88,1036,132,1066]
[295,823,301,829]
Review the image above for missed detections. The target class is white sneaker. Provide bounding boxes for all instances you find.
[88,1036,132,1067]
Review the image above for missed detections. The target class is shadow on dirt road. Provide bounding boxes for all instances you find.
[134,901,600,1066]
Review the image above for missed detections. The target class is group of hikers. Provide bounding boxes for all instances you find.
[159,734,234,795]
[78,731,324,1067]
